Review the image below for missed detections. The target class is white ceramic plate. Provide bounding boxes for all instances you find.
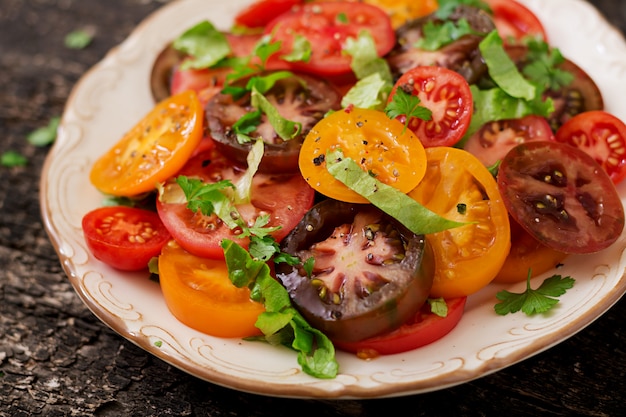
[41,0,626,399]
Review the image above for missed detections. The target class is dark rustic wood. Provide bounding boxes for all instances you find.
[1,1,626,415]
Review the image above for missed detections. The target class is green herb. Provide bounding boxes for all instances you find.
[154,340,163,348]
[336,12,349,24]
[173,20,231,70]
[486,160,501,177]
[494,272,575,316]
[385,88,432,133]
[428,298,449,318]
[435,0,491,19]
[522,38,574,91]
[232,109,262,143]
[326,150,465,235]
[28,117,60,146]
[221,239,339,379]
[280,34,312,63]
[65,29,93,49]
[416,19,478,51]
[1,151,28,167]
[251,87,302,141]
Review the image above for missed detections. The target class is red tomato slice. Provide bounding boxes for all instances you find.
[463,115,554,167]
[82,206,171,271]
[234,0,302,29]
[555,110,626,185]
[497,141,625,254]
[333,297,466,356]
[157,148,315,259]
[485,0,547,42]
[389,66,473,148]
[265,2,395,76]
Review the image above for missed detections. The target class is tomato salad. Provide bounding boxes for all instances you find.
[82,0,626,378]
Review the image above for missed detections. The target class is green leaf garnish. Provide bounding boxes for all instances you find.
[522,38,574,91]
[28,117,60,146]
[435,0,491,19]
[251,87,302,141]
[385,88,432,133]
[494,271,575,316]
[173,20,231,70]
[416,19,479,51]
[1,151,28,167]
[64,29,93,49]
[280,34,312,63]
[325,150,465,235]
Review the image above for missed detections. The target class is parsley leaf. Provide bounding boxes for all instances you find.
[65,29,93,49]
[173,20,231,70]
[522,38,574,92]
[416,19,478,51]
[1,151,28,167]
[494,272,575,316]
[385,88,432,133]
[28,117,60,146]
[435,0,491,19]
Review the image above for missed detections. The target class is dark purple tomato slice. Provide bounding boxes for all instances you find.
[205,71,342,174]
[275,199,435,343]
[497,141,624,254]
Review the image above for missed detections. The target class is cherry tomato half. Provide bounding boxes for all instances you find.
[497,140,625,254]
[158,240,265,338]
[82,206,171,271]
[555,110,626,185]
[89,90,204,197]
[299,107,427,203]
[389,66,473,148]
[409,147,511,299]
[333,297,466,356]
[484,0,547,42]
[157,148,315,259]
[265,1,396,76]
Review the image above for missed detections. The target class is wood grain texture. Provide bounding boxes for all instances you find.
[1,1,626,415]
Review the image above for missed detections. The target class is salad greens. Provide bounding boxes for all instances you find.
[494,272,575,316]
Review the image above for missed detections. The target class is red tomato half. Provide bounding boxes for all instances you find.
[157,148,315,259]
[485,0,547,42]
[333,297,466,356]
[389,66,473,148]
[82,206,171,271]
[234,0,302,29]
[265,2,395,76]
[555,110,626,185]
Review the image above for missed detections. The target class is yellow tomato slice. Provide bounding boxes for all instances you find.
[363,0,439,28]
[90,90,204,196]
[299,107,427,203]
[409,147,511,298]
[158,240,265,338]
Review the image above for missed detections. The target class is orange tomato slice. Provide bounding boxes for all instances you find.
[90,90,204,196]
[299,107,427,203]
[409,147,511,298]
[158,240,265,338]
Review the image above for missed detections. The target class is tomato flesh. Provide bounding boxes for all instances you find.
[82,206,171,271]
[497,140,625,254]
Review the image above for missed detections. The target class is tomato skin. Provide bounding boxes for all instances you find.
[333,297,466,356]
[234,0,302,28]
[158,240,265,338]
[409,147,511,299]
[265,2,396,76]
[89,90,204,197]
[484,0,547,42]
[494,216,568,284]
[463,115,555,167]
[82,206,171,271]
[157,148,316,259]
[389,66,473,148]
[555,111,626,185]
[497,140,625,254]
[299,107,427,203]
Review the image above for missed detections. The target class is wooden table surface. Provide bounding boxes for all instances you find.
[2,0,626,415]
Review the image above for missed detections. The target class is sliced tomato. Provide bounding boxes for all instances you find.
[89,91,204,197]
[299,107,427,204]
[234,0,302,29]
[82,206,171,271]
[333,297,466,356]
[494,216,569,283]
[265,2,395,76]
[389,66,473,148]
[157,147,315,259]
[170,63,231,106]
[408,147,511,299]
[497,141,625,254]
[463,115,554,167]
[484,0,547,42]
[158,240,265,338]
[555,110,626,185]
[361,0,438,28]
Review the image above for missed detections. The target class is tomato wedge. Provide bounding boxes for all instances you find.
[409,147,511,299]
[158,240,265,338]
[555,110,626,185]
[389,66,473,148]
[82,206,171,271]
[265,2,395,76]
[333,297,466,357]
[299,107,427,203]
[90,90,204,196]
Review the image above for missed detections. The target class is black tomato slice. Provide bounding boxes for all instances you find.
[205,71,342,173]
[275,199,435,343]
[497,141,624,254]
